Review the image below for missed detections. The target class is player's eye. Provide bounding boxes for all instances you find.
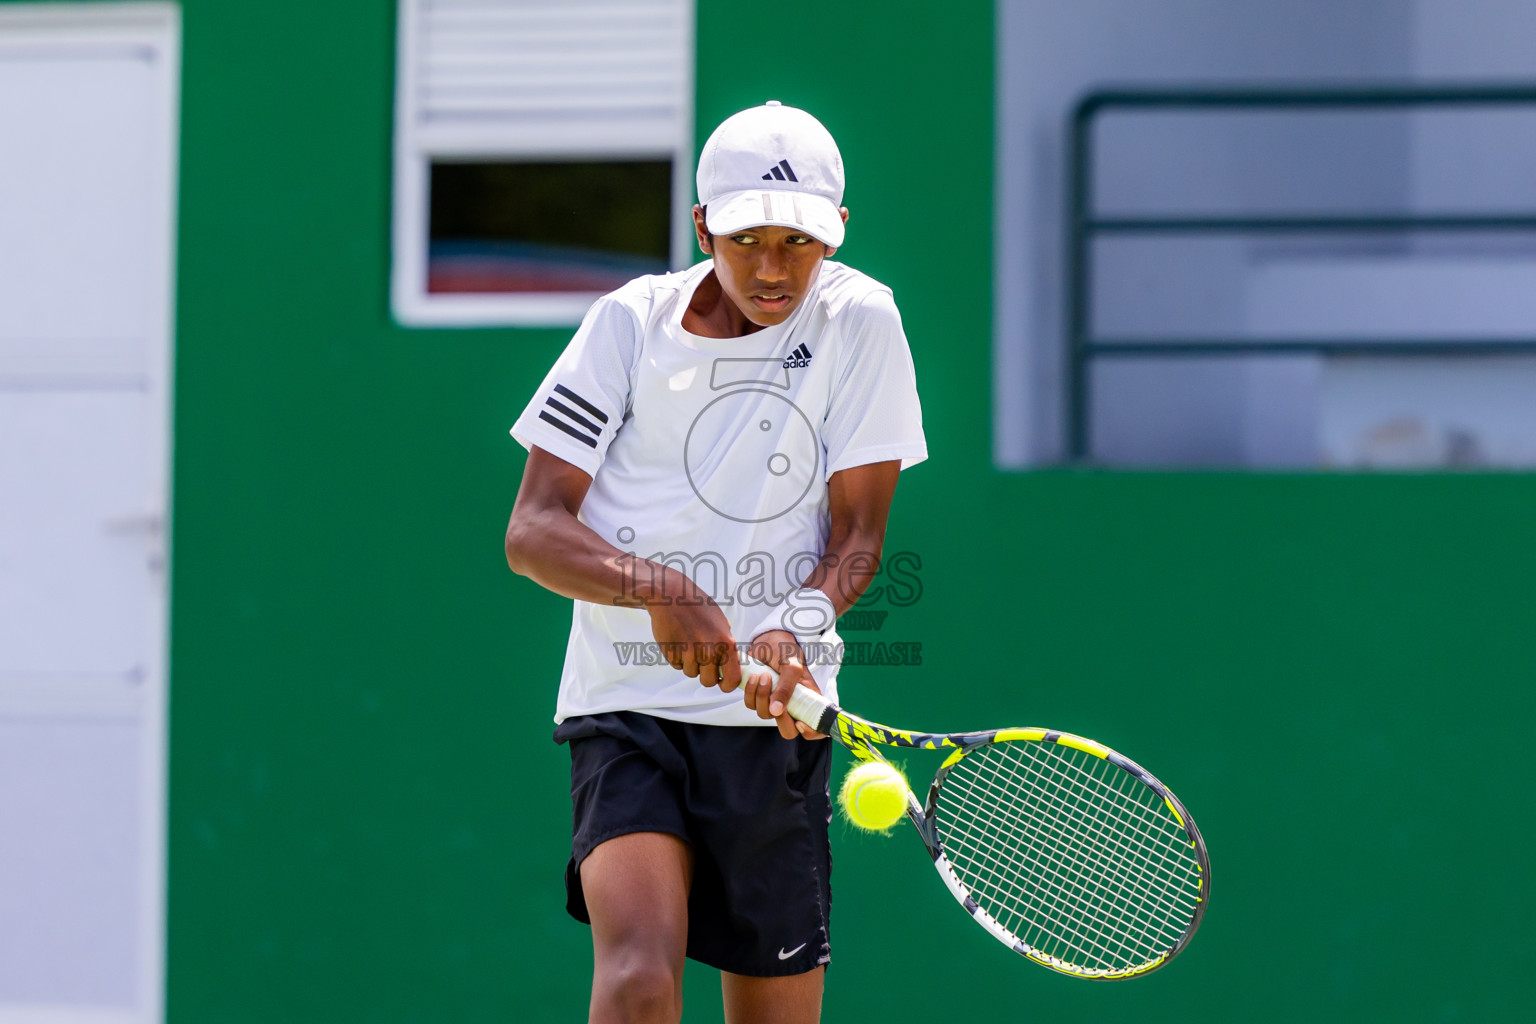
[786,234,814,245]
[729,234,759,245]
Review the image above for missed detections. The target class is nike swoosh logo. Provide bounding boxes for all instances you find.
[778,943,807,960]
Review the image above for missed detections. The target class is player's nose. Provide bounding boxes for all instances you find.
[755,246,790,284]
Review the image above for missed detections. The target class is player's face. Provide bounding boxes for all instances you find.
[692,205,849,328]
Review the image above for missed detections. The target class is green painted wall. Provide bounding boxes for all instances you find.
[132,0,1536,1021]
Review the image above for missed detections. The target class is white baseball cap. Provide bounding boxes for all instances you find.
[696,100,846,248]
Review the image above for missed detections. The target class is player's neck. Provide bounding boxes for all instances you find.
[681,270,766,339]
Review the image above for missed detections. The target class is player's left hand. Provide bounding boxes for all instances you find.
[740,630,827,741]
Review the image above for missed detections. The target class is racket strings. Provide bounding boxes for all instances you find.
[961,746,1197,963]
[941,763,1185,971]
[947,744,1198,965]
[935,740,1201,971]
[995,750,1198,914]
[942,778,1179,968]
[942,789,1154,968]
[952,753,1193,960]
[944,767,1186,951]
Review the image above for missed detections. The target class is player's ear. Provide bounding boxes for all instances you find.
[825,206,850,256]
[693,205,712,254]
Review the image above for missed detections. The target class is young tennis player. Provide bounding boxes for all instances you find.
[505,101,926,1023]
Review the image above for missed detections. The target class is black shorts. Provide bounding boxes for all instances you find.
[554,710,833,976]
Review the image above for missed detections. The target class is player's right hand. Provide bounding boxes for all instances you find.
[740,631,827,741]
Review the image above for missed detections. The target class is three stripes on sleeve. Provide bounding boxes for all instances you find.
[538,384,609,449]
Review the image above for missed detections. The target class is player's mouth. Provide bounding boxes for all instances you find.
[751,292,792,313]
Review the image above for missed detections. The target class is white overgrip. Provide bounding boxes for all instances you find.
[785,682,835,729]
[740,656,835,728]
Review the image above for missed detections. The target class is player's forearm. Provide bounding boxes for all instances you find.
[798,460,901,617]
[801,521,887,617]
[505,504,683,609]
[740,523,883,651]
[504,503,623,604]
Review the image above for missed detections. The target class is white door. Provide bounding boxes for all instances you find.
[0,6,179,1023]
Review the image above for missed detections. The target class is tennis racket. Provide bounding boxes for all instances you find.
[743,658,1210,979]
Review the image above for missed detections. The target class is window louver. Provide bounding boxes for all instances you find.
[404,0,692,153]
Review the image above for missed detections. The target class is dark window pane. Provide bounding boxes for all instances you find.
[428,160,673,294]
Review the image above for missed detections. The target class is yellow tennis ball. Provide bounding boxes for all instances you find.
[839,760,910,832]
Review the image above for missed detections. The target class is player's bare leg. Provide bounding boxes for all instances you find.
[581,831,693,1024]
[721,967,825,1024]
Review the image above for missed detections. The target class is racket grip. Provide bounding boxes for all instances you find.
[786,684,836,732]
[741,656,837,732]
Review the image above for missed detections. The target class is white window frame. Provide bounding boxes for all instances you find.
[390,0,697,328]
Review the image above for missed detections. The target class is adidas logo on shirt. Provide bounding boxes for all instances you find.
[782,343,813,369]
[538,383,608,449]
[761,159,799,182]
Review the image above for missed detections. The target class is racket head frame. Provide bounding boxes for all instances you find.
[782,680,1211,979]
[926,728,1211,978]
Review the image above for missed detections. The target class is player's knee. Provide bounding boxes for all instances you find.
[597,951,681,1022]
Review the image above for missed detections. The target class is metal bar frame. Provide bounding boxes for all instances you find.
[1064,83,1536,461]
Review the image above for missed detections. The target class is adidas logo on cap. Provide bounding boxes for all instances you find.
[762,159,799,182]
[782,343,813,369]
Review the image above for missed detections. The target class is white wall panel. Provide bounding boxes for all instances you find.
[0,6,179,1023]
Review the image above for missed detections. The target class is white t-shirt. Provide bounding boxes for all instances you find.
[512,259,927,725]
